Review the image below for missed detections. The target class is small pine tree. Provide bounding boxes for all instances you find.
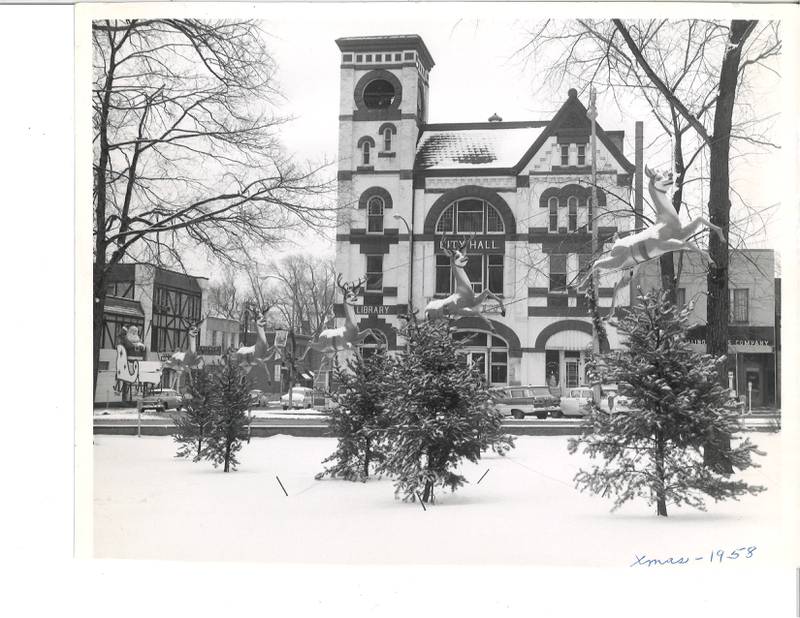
[205,362,251,472]
[380,317,514,503]
[173,367,217,461]
[569,290,765,516]
[316,351,392,482]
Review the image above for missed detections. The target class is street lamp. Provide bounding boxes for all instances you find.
[393,214,413,313]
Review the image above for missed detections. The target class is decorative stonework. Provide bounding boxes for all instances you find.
[425,176,517,191]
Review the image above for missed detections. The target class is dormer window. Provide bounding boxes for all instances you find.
[560,144,570,166]
[362,141,371,165]
[383,127,392,151]
[577,145,586,166]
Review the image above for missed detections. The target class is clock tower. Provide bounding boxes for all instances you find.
[334,35,435,347]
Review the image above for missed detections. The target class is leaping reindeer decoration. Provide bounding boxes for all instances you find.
[162,316,206,388]
[303,274,387,358]
[424,233,506,331]
[578,165,725,315]
[231,303,278,373]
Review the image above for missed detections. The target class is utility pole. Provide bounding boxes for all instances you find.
[586,87,609,404]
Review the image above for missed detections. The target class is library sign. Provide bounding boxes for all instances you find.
[353,305,401,315]
[435,235,505,254]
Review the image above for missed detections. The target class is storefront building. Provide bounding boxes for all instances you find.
[333,34,642,390]
[638,250,778,407]
[95,264,209,403]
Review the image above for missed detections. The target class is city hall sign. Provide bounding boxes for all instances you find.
[435,235,505,254]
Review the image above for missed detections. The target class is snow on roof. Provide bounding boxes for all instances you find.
[415,123,547,171]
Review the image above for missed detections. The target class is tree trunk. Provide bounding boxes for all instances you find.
[655,429,668,517]
[363,437,370,479]
[704,20,755,474]
[658,129,686,304]
[224,441,231,472]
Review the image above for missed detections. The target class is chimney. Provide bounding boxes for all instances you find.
[488,112,502,122]
[635,121,643,232]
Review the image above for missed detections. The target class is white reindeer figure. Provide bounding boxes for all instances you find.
[424,234,506,331]
[231,304,278,373]
[578,165,725,313]
[162,317,205,388]
[303,274,386,358]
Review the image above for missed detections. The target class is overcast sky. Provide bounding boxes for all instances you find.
[194,4,788,274]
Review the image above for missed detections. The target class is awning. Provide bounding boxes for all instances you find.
[104,297,145,319]
[546,330,592,351]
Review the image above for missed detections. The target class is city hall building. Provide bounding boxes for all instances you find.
[333,34,644,389]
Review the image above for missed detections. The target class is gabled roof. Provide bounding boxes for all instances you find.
[515,88,635,175]
[415,121,548,172]
[413,89,635,175]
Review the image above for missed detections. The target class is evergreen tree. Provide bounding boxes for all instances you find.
[569,290,765,516]
[206,362,251,472]
[173,367,217,461]
[316,351,392,482]
[380,317,514,504]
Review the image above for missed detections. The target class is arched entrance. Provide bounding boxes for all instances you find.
[534,320,596,394]
[453,329,509,386]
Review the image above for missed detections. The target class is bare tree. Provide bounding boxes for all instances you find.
[206,265,241,320]
[264,254,336,335]
[520,19,780,471]
[92,19,335,392]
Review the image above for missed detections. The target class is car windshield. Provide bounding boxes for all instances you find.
[530,387,551,397]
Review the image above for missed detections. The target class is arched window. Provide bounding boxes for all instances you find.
[367,196,384,233]
[567,196,578,232]
[548,196,559,232]
[362,141,371,166]
[434,199,505,234]
[383,127,392,151]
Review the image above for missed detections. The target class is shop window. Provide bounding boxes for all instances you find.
[366,255,383,291]
[560,144,570,166]
[548,197,559,232]
[567,196,578,232]
[577,144,586,166]
[550,254,567,292]
[367,196,384,233]
[732,289,749,322]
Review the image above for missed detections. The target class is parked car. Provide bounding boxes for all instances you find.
[489,385,561,420]
[559,387,595,417]
[137,388,184,413]
[249,389,270,407]
[281,386,314,410]
[560,385,637,417]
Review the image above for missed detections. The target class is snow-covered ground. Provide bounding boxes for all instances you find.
[94,433,787,566]
[93,408,328,420]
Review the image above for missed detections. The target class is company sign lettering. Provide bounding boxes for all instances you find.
[435,235,505,254]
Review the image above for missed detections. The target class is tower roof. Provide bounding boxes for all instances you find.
[335,34,435,70]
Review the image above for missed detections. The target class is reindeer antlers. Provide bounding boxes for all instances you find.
[336,273,366,295]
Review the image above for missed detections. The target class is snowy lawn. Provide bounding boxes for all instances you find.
[94,433,785,566]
